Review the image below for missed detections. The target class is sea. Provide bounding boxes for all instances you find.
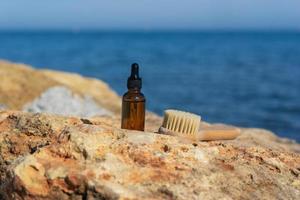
[0,31,299,141]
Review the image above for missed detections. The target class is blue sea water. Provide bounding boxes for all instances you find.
[0,31,299,141]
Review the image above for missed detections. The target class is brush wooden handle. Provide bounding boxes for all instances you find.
[198,125,240,141]
[158,125,240,141]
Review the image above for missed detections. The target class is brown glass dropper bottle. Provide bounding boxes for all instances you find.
[121,63,145,131]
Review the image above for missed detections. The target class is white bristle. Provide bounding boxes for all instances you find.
[162,109,201,135]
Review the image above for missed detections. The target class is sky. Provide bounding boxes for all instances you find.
[0,0,299,30]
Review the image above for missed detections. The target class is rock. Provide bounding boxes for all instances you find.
[40,69,121,114]
[0,60,58,110]
[24,86,113,117]
[0,111,299,199]
[0,60,121,115]
[0,104,7,110]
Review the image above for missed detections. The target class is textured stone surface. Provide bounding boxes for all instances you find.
[23,86,113,117]
[0,111,299,200]
[0,60,121,114]
[41,69,121,114]
[0,60,58,110]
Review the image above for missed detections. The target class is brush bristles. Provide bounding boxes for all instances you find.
[162,109,201,135]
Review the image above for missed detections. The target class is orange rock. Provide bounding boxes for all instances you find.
[0,111,299,200]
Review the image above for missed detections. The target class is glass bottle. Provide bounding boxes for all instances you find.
[121,63,145,131]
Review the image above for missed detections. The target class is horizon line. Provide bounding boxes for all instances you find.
[0,28,300,33]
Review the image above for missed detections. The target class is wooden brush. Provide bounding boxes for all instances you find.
[158,109,240,141]
[162,109,201,135]
[159,109,201,141]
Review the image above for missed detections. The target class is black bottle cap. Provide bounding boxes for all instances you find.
[127,63,142,89]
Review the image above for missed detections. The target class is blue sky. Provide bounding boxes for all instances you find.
[0,0,299,30]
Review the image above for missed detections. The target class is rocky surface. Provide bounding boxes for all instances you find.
[23,86,113,117]
[0,111,299,200]
[0,60,121,116]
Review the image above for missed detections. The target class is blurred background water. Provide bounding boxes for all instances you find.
[0,31,299,141]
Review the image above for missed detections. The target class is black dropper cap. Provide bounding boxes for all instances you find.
[127,63,142,89]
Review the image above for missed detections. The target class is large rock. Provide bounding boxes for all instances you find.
[0,111,299,199]
[0,60,121,115]
[23,86,113,117]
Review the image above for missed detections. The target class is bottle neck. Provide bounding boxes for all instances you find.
[127,88,141,93]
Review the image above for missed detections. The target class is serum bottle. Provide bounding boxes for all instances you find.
[121,63,145,131]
